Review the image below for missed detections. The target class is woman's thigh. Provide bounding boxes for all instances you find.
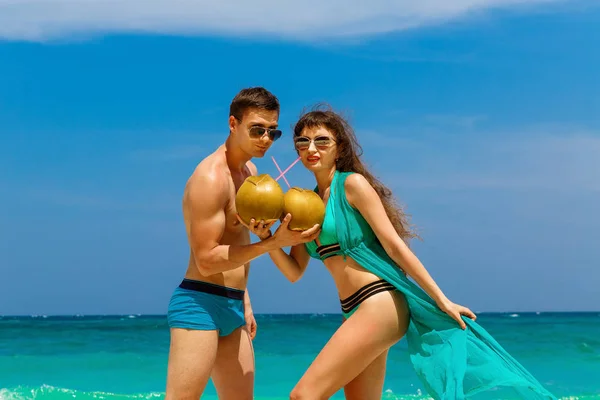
[291,290,409,400]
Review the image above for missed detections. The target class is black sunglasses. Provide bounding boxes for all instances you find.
[249,126,282,142]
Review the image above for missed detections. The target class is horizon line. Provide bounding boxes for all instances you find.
[2,311,599,318]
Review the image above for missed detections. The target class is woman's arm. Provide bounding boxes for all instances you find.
[345,173,476,328]
[239,213,318,283]
[266,241,312,283]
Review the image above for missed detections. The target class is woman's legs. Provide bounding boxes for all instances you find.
[290,290,409,400]
[343,348,389,400]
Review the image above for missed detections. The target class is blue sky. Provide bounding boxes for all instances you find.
[1,1,598,315]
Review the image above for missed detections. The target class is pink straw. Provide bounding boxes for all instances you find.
[274,156,301,181]
[271,156,291,189]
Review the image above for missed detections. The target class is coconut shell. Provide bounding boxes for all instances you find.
[283,187,326,231]
[235,174,285,225]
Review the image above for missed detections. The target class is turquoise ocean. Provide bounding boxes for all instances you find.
[1,313,599,399]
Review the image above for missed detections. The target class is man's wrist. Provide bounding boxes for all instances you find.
[259,231,272,241]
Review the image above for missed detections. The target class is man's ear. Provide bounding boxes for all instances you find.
[229,115,238,134]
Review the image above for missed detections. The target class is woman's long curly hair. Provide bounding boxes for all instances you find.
[293,104,418,244]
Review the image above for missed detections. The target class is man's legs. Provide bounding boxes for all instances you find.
[211,325,255,400]
[165,327,219,400]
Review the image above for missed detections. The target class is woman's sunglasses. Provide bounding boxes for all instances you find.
[294,136,335,151]
[249,126,282,141]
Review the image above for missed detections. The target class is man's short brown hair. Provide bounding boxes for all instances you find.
[229,87,280,120]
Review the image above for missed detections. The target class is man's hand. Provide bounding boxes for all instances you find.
[245,308,257,340]
[236,215,276,240]
[237,213,321,247]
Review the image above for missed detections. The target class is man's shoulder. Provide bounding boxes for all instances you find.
[186,155,230,202]
[196,153,228,178]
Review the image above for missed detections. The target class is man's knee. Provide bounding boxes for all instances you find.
[165,387,202,400]
[165,371,208,400]
[165,393,197,400]
[220,392,253,400]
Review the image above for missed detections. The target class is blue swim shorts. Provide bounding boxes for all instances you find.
[167,279,246,337]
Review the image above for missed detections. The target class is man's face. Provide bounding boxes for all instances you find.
[230,108,280,158]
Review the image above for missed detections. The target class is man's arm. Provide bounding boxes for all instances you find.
[186,171,277,276]
[188,170,316,276]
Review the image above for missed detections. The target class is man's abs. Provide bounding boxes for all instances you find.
[183,253,249,291]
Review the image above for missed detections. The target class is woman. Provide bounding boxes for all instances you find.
[246,106,556,400]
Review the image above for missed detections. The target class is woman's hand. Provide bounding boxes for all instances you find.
[437,299,477,330]
[271,213,320,247]
[238,213,320,247]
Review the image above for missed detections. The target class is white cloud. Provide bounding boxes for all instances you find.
[0,0,563,42]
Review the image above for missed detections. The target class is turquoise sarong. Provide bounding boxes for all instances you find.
[327,170,556,399]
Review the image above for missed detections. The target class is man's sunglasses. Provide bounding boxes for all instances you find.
[294,136,335,151]
[249,126,282,141]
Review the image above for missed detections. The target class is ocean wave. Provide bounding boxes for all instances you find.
[0,385,162,400]
[0,386,598,400]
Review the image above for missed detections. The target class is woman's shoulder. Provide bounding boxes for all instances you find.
[339,171,369,193]
[335,171,373,211]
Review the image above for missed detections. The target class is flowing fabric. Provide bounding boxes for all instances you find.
[329,170,556,400]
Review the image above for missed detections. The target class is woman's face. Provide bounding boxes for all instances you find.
[294,126,337,173]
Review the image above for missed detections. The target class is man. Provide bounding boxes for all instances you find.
[165,87,320,400]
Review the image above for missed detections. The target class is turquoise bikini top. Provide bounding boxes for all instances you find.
[304,171,345,261]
